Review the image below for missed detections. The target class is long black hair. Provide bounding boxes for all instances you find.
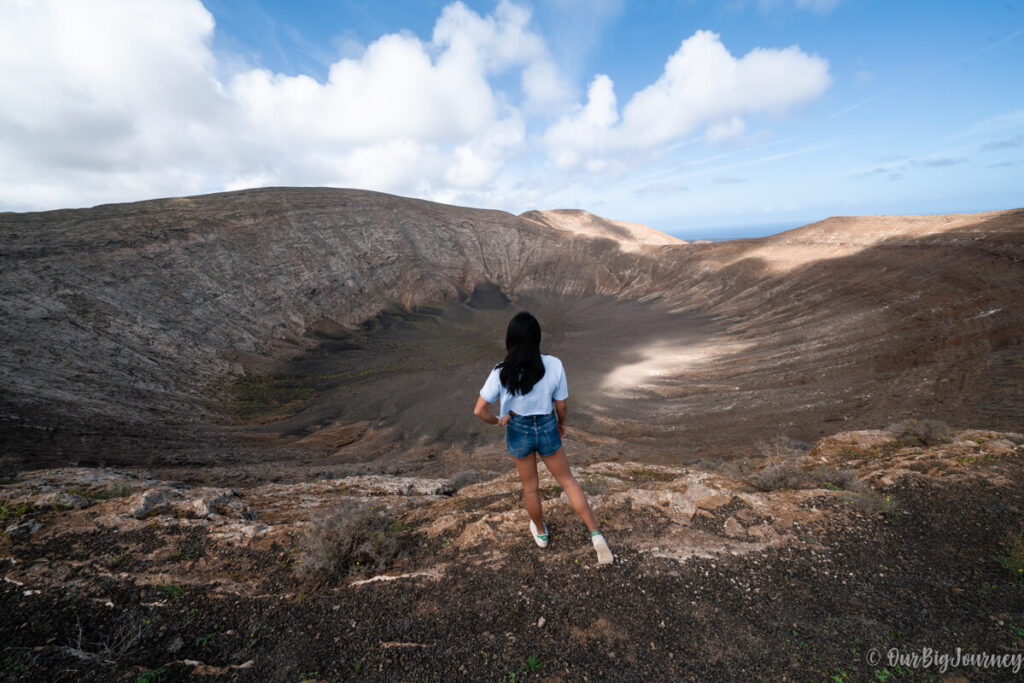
[498,311,546,396]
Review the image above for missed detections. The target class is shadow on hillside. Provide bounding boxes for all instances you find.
[5,210,1021,481]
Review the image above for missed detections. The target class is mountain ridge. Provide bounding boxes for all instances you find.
[1,188,1022,477]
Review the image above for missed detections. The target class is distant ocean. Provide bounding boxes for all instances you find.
[666,221,808,242]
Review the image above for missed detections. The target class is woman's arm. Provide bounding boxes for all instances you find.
[554,399,567,437]
[474,396,509,426]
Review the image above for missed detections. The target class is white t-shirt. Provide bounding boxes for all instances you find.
[479,354,568,418]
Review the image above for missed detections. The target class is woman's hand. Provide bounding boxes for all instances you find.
[499,413,511,427]
[474,396,500,426]
[557,422,566,437]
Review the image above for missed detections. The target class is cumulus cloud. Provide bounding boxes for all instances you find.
[0,1,831,211]
[543,30,830,170]
[0,0,226,207]
[0,0,551,209]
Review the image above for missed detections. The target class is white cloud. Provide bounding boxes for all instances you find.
[0,2,832,213]
[0,0,226,207]
[706,116,747,143]
[0,0,556,209]
[543,30,830,171]
[521,59,575,113]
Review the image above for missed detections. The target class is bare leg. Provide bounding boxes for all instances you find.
[513,452,544,529]
[540,448,598,532]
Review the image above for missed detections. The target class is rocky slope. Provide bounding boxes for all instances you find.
[1,426,1021,680]
[1,190,1022,478]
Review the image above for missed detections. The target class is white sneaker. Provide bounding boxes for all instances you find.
[529,519,549,548]
[591,531,613,565]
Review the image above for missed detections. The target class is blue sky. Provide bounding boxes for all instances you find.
[1,1,1021,238]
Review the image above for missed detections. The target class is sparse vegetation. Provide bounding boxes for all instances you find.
[580,475,609,495]
[136,668,167,683]
[0,454,23,483]
[844,488,893,515]
[749,462,809,491]
[225,373,318,420]
[629,467,675,482]
[295,499,408,583]
[0,500,32,521]
[500,654,549,682]
[539,484,563,498]
[1,648,30,672]
[838,446,864,460]
[995,531,1024,580]
[154,582,186,597]
[811,466,860,491]
[749,453,862,493]
[885,419,952,447]
[756,436,811,459]
[66,609,146,664]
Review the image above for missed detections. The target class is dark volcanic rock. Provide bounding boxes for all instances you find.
[1,190,1022,474]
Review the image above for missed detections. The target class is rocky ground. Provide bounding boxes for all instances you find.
[2,427,1022,681]
[3,192,1022,475]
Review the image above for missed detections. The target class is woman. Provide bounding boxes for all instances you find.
[473,311,613,565]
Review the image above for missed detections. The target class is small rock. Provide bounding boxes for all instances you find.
[131,489,170,518]
[723,517,746,538]
[5,518,43,539]
[35,491,91,509]
[537,617,545,628]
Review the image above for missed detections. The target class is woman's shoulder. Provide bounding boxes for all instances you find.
[540,354,563,368]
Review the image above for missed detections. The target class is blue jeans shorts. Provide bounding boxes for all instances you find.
[506,411,562,458]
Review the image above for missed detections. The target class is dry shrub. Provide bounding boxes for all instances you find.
[885,419,952,447]
[810,466,861,491]
[749,461,860,493]
[295,499,403,583]
[749,462,810,492]
[714,457,757,479]
[756,436,810,459]
[844,488,893,515]
[580,475,609,495]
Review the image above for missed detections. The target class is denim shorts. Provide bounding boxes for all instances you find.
[506,411,562,458]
